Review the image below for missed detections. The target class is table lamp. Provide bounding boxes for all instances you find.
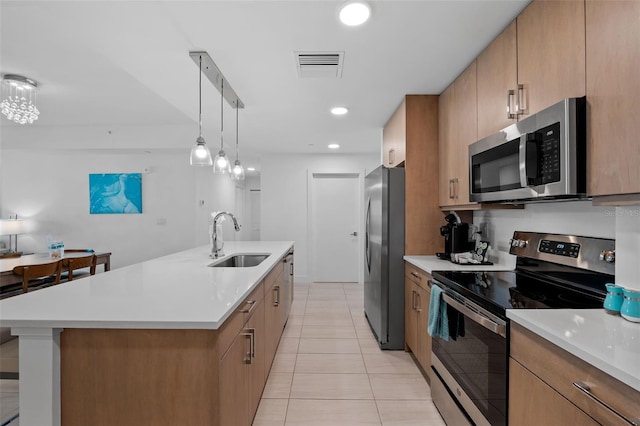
[0,217,26,254]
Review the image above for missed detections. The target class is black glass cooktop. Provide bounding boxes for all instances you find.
[432,264,610,318]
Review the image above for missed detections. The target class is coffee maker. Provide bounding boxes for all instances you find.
[436,212,475,260]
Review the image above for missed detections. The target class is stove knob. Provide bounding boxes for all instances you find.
[510,239,519,248]
[600,250,615,263]
[518,240,527,248]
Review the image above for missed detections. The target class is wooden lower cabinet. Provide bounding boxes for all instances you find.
[509,359,599,426]
[219,299,266,425]
[264,264,286,371]
[61,258,290,426]
[510,323,640,426]
[219,327,251,426]
[404,262,432,376]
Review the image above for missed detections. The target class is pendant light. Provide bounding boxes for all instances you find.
[231,103,245,181]
[213,80,231,174]
[190,55,213,166]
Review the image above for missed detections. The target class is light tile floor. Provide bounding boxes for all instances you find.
[0,282,446,426]
[253,282,446,426]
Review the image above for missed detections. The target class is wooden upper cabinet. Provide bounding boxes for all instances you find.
[517,0,586,116]
[403,95,441,255]
[454,60,477,206]
[586,0,640,199]
[477,21,518,140]
[439,61,477,208]
[438,84,456,207]
[383,100,407,167]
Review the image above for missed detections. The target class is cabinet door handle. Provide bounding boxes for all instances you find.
[239,299,256,314]
[389,149,395,165]
[411,290,417,310]
[242,331,253,364]
[572,382,640,425]
[273,285,280,306]
[415,292,422,312]
[516,83,526,115]
[449,179,454,199]
[453,178,459,200]
[507,89,517,119]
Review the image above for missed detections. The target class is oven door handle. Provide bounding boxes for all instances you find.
[442,293,507,338]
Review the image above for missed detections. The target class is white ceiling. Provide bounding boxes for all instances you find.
[0,0,530,170]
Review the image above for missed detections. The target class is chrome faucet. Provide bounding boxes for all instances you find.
[211,212,241,258]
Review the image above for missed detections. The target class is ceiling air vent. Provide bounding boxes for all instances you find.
[295,51,344,78]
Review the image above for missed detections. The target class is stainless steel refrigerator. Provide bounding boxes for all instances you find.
[364,166,405,350]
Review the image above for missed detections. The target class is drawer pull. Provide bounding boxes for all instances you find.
[239,300,256,314]
[242,331,253,364]
[273,286,280,306]
[410,271,421,280]
[572,381,640,425]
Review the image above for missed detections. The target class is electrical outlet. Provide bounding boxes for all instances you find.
[156,218,167,225]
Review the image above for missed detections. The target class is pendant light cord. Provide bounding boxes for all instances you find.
[235,102,239,158]
[220,79,224,150]
[198,55,203,138]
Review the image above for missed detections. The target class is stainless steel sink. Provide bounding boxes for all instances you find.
[208,254,270,268]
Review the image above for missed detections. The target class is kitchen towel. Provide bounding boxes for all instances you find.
[428,284,449,341]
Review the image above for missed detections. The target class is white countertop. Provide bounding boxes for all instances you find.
[404,255,515,274]
[0,241,293,330]
[507,309,640,392]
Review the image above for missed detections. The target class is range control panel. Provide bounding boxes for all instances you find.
[539,240,580,258]
[509,231,615,276]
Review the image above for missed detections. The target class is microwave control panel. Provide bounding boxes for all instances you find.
[537,122,561,184]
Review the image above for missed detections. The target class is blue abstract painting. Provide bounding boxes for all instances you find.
[89,173,142,214]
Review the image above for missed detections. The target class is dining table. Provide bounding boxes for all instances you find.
[0,251,111,289]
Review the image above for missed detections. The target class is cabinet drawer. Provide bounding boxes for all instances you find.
[405,263,431,291]
[264,259,283,290]
[217,281,264,358]
[511,323,640,426]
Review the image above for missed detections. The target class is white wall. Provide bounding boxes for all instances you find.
[0,149,200,268]
[0,148,254,268]
[261,153,380,283]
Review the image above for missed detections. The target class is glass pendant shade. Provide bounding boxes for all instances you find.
[190,136,212,166]
[213,149,231,174]
[231,159,245,181]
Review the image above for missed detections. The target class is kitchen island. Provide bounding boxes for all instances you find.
[0,241,294,426]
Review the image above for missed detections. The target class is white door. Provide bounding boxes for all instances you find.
[311,173,360,282]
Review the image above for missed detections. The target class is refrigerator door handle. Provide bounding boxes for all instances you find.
[365,198,371,274]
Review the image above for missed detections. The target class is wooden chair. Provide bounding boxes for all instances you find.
[62,254,97,281]
[12,260,63,293]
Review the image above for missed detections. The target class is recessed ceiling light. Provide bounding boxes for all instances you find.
[247,167,256,172]
[331,106,349,116]
[328,143,340,149]
[338,1,371,26]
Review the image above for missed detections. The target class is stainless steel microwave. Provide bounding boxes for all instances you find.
[469,97,586,203]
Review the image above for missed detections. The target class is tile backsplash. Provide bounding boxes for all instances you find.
[472,201,615,256]
[472,201,640,290]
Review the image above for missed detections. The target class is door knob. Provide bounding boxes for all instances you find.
[350,232,358,236]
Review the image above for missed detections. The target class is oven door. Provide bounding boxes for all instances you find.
[430,284,508,426]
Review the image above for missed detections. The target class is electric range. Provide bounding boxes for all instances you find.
[429,231,615,426]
